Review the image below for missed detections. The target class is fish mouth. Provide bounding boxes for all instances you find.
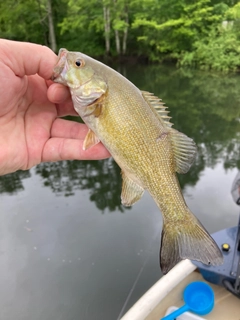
[51,48,69,83]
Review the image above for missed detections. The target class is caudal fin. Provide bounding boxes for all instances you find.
[160,216,223,274]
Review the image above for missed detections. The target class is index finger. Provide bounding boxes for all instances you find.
[0,39,57,80]
[47,83,79,117]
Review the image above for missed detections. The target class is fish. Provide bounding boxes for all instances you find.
[52,48,223,274]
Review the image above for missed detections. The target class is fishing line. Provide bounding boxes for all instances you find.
[116,227,160,320]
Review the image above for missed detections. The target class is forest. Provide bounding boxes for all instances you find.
[1,0,240,71]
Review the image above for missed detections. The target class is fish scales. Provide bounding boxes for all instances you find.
[52,49,223,274]
[96,83,168,187]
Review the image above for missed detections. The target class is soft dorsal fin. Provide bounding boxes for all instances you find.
[170,128,197,174]
[141,91,173,128]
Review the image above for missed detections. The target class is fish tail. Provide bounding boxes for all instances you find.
[160,212,223,274]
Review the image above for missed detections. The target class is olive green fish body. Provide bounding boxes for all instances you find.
[52,49,223,274]
[74,61,173,188]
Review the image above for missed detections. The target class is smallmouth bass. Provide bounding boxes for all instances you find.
[52,49,223,274]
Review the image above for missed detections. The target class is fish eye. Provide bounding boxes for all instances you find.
[75,60,82,67]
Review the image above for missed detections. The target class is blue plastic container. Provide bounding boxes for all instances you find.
[161,281,214,320]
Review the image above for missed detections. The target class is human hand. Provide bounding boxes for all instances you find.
[0,39,110,176]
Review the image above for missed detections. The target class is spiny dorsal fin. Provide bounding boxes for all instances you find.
[141,91,196,174]
[170,128,197,174]
[141,91,173,128]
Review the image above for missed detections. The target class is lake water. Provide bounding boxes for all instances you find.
[0,65,240,320]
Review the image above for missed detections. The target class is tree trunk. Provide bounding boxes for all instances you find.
[115,29,121,55]
[47,0,57,52]
[36,0,48,46]
[122,10,128,55]
[103,6,111,55]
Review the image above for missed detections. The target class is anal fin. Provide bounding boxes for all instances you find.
[121,172,144,206]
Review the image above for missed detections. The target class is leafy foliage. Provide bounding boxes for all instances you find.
[1,0,240,70]
[178,26,240,71]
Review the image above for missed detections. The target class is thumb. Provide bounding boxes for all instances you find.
[0,39,57,80]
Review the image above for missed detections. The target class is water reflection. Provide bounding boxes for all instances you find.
[0,170,30,194]
[35,158,129,212]
[0,66,239,211]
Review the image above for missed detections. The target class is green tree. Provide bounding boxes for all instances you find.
[59,0,106,55]
[112,0,129,55]
[0,0,63,51]
[60,0,132,56]
[132,0,223,61]
[1,0,240,69]
[0,0,45,42]
[178,2,240,71]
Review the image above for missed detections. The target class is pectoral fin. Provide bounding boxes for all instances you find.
[121,172,144,206]
[83,129,100,150]
[170,128,197,174]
